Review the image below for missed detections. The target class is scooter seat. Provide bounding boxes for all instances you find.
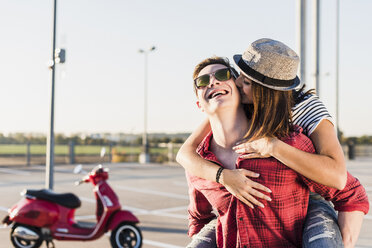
[24,189,81,209]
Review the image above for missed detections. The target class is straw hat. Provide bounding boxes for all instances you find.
[233,38,302,91]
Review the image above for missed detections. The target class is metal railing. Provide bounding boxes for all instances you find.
[0,143,182,166]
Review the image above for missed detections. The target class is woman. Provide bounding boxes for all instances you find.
[179,39,364,247]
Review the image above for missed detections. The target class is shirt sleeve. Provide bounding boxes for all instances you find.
[301,172,369,215]
[186,173,216,237]
[287,130,369,215]
[292,94,334,136]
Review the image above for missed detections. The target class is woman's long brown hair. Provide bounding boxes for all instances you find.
[244,83,294,141]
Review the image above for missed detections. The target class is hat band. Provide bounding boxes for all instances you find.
[237,58,296,87]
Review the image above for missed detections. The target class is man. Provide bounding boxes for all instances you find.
[186,54,368,247]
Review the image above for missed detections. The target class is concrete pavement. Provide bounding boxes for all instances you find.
[0,158,371,248]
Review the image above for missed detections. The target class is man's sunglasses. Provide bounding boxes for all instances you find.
[194,68,236,89]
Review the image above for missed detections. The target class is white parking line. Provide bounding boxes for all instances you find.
[0,206,9,212]
[172,181,188,187]
[0,168,31,176]
[153,206,188,213]
[79,198,184,217]
[115,185,188,200]
[79,197,96,203]
[145,212,187,220]
[33,165,76,173]
[143,239,184,248]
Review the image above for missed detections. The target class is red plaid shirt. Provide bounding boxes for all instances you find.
[187,129,369,248]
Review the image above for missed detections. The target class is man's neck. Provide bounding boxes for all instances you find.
[209,106,248,150]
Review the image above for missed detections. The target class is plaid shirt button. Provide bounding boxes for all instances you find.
[243,245,247,248]
[239,217,243,221]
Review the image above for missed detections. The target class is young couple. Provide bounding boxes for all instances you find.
[177,38,369,247]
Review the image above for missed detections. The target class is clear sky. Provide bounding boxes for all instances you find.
[0,0,371,137]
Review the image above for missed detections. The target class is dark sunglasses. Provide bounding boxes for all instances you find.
[194,68,236,89]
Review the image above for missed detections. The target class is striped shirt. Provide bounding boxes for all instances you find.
[292,93,333,136]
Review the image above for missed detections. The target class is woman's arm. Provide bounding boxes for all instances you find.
[176,119,272,208]
[233,119,347,189]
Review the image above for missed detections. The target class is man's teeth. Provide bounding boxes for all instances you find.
[210,90,227,98]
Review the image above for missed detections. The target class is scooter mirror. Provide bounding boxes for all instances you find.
[73,164,83,174]
[100,147,106,158]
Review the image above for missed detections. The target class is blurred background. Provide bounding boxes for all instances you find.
[0,1,371,247]
[0,0,371,165]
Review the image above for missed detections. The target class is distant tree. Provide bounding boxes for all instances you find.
[171,137,185,144]
[55,134,68,145]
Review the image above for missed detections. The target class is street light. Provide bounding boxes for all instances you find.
[138,46,156,164]
[46,0,66,190]
[335,0,340,139]
[45,0,58,190]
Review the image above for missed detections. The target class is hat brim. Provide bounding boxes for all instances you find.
[233,54,302,91]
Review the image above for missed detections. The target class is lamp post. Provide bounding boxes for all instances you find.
[297,0,306,84]
[46,0,58,190]
[312,0,320,95]
[335,0,340,139]
[46,0,66,189]
[138,46,156,164]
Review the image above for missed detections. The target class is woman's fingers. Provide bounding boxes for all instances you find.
[239,171,271,193]
[233,147,250,154]
[251,181,272,193]
[236,196,254,209]
[240,153,269,159]
[247,187,272,201]
[243,193,265,208]
[239,168,260,178]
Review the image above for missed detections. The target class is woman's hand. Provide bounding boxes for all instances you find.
[220,168,272,208]
[232,137,278,159]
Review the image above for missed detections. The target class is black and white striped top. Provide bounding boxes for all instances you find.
[292,93,333,136]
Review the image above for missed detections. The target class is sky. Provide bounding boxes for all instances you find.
[0,0,371,137]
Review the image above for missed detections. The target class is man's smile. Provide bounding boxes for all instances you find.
[206,89,229,100]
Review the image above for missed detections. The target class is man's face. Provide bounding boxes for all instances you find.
[195,64,240,115]
[235,74,253,104]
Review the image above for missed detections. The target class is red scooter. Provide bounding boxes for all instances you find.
[2,162,142,248]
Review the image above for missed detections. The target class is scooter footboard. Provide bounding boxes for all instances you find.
[107,210,139,231]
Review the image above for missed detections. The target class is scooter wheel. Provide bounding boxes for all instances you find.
[110,222,142,248]
[10,224,43,248]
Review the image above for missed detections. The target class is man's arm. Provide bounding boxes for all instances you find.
[338,211,364,248]
[186,174,216,237]
[176,119,272,208]
[303,172,369,247]
[233,119,347,189]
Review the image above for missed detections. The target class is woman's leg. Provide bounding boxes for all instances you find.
[302,195,344,248]
[186,218,217,248]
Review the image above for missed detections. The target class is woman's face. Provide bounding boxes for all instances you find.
[235,74,253,104]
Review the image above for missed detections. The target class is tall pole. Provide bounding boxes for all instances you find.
[143,51,148,160]
[335,0,340,139]
[46,0,57,190]
[297,0,307,85]
[312,0,320,95]
[138,46,156,164]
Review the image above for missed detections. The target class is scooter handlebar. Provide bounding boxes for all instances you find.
[75,174,90,186]
[74,180,84,186]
